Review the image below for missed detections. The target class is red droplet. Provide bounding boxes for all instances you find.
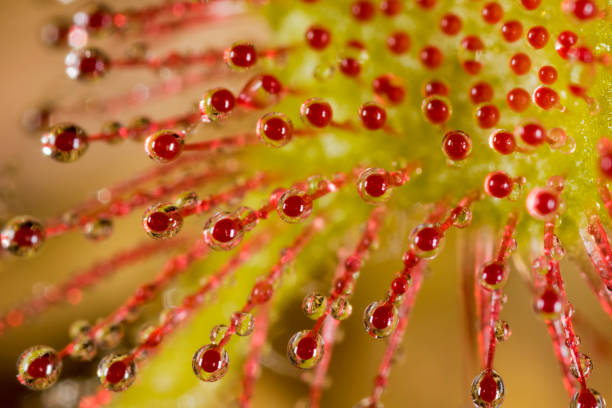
[339,57,361,76]
[351,1,376,21]
[54,128,80,152]
[423,80,449,97]
[414,227,442,252]
[501,21,523,42]
[79,55,108,78]
[27,356,52,379]
[481,263,506,287]
[200,349,222,373]
[391,277,408,295]
[296,336,317,360]
[507,88,531,112]
[532,190,558,215]
[364,174,388,197]
[380,0,402,15]
[150,132,182,161]
[305,26,331,50]
[478,372,499,403]
[228,44,257,68]
[440,13,462,35]
[556,31,578,59]
[14,224,43,248]
[106,360,127,384]
[519,123,546,146]
[210,89,235,113]
[482,2,503,24]
[599,151,612,178]
[87,9,113,33]
[509,53,531,75]
[535,287,562,315]
[387,31,411,54]
[521,0,541,10]
[251,281,274,304]
[423,98,450,124]
[261,75,282,94]
[212,218,240,243]
[571,0,598,20]
[576,389,600,408]
[443,130,471,161]
[303,101,333,128]
[470,82,494,104]
[462,36,484,52]
[538,66,558,84]
[485,172,513,198]
[533,86,559,110]
[416,0,437,8]
[146,212,171,233]
[527,26,549,49]
[359,103,387,130]
[420,46,443,69]
[262,117,290,141]
[371,304,394,329]
[282,195,306,218]
[490,131,516,155]
[475,105,500,129]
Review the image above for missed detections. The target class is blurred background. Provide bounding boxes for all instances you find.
[0,1,611,407]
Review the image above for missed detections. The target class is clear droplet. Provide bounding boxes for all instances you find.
[17,345,62,390]
[302,293,328,319]
[1,216,46,257]
[471,369,504,408]
[287,330,324,369]
[231,312,255,336]
[331,297,352,321]
[192,344,229,382]
[551,234,566,260]
[570,353,593,379]
[494,320,511,342]
[363,301,398,338]
[353,397,384,408]
[452,206,472,228]
[175,191,199,210]
[313,61,336,82]
[83,218,113,241]
[70,336,97,361]
[97,353,137,392]
[232,206,258,231]
[69,320,92,338]
[142,202,183,239]
[94,323,124,349]
[210,325,229,344]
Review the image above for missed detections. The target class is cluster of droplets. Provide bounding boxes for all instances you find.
[4,0,611,407]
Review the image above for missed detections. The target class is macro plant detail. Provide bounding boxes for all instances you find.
[0,0,611,407]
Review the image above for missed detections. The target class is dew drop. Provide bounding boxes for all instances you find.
[17,346,62,390]
[363,301,398,338]
[97,353,136,392]
[287,330,324,369]
[302,293,328,319]
[1,216,46,257]
[192,344,230,382]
